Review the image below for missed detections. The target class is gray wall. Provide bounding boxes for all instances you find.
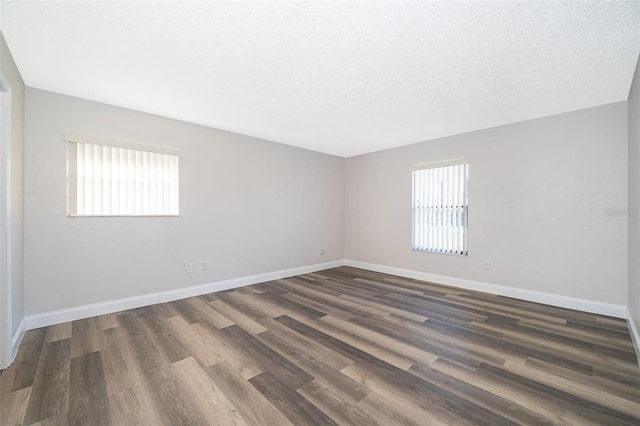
[1,31,25,339]
[24,88,344,316]
[20,69,636,324]
[346,102,628,305]
[629,56,639,336]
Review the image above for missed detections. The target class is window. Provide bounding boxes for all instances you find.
[66,133,179,216]
[412,160,468,255]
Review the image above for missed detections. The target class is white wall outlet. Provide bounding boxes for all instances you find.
[319,248,325,255]
[186,262,193,273]
[201,262,208,271]
[482,261,491,271]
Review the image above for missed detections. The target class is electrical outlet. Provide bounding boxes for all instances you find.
[482,261,491,271]
[201,262,208,271]
[319,248,325,255]
[186,262,193,273]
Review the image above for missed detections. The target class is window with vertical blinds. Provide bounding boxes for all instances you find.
[412,160,468,255]
[66,133,179,216]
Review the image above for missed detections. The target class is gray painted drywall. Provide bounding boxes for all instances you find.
[21,74,634,321]
[629,56,639,334]
[24,88,344,316]
[346,102,628,305]
[1,31,25,338]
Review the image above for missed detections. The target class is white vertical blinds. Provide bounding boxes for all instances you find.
[412,161,468,255]
[67,138,179,216]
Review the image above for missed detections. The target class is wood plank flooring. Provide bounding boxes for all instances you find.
[1,266,639,425]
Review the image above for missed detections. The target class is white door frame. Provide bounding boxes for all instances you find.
[0,71,12,369]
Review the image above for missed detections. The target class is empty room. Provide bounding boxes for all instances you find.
[1,1,639,425]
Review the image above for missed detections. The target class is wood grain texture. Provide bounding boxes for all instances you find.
[68,352,111,426]
[23,339,70,425]
[1,266,639,425]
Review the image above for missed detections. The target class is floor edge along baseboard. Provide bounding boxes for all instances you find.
[345,260,627,319]
[24,259,627,335]
[24,259,346,331]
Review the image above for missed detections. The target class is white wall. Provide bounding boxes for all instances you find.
[629,56,640,344]
[1,30,25,365]
[346,102,628,306]
[24,88,344,316]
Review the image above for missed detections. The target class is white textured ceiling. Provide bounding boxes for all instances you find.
[1,1,639,157]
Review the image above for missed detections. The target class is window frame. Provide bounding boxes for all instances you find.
[411,159,469,256]
[66,133,180,217]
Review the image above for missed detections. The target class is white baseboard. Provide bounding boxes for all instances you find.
[627,308,640,367]
[345,260,627,319]
[25,260,346,330]
[23,258,629,333]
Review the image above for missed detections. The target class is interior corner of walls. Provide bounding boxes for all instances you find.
[627,308,640,367]
[2,316,26,369]
[11,315,25,347]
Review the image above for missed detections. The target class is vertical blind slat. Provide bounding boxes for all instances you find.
[103,146,111,215]
[428,167,434,251]
[459,164,464,253]
[452,164,459,254]
[135,150,142,214]
[76,143,84,215]
[430,167,435,251]
[437,166,442,252]
[86,143,94,215]
[463,163,468,254]
[445,165,451,252]
[94,145,101,215]
[411,173,422,250]
[418,168,424,250]
[420,168,425,251]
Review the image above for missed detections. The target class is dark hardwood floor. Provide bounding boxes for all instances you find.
[1,266,639,425]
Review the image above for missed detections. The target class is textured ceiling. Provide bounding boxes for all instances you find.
[1,1,639,157]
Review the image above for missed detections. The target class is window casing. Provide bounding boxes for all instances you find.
[66,133,179,216]
[412,160,468,255]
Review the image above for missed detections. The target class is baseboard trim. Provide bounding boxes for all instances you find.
[345,260,627,319]
[25,260,346,330]
[627,308,640,367]
[23,258,628,331]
